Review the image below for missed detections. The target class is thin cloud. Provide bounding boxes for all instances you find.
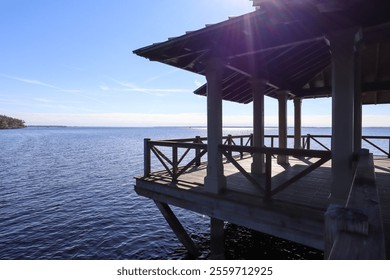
[59,89,83,93]
[101,79,190,96]
[99,85,110,91]
[0,73,82,93]
[34,98,53,103]
[0,73,57,89]
[144,69,180,83]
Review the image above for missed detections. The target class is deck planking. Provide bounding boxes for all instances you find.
[136,155,390,255]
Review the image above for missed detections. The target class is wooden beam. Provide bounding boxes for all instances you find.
[226,37,326,60]
[325,149,386,259]
[154,200,200,257]
[136,179,325,250]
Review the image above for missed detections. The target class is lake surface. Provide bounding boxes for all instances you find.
[0,126,388,259]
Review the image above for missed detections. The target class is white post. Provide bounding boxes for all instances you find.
[294,98,302,149]
[328,27,361,204]
[277,90,289,165]
[251,78,266,175]
[204,57,227,194]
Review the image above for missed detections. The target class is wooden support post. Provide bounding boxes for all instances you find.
[306,134,311,150]
[240,137,244,159]
[388,139,390,158]
[277,91,289,165]
[154,200,200,257]
[251,78,266,175]
[204,57,227,194]
[210,218,225,259]
[144,138,151,177]
[172,146,178,182]
[227,134,233,159]
[265,153,272,200]
[354,40,363,154]
[195,136,201,166]
[294,98,302,150]
[328,27,361,204]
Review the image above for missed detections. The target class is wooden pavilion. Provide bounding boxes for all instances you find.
[133,0,390,259]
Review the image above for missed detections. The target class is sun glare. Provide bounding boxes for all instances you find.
[225,0,254,9]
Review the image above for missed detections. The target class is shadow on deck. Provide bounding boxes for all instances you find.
[135,156,332,250]
[136,152,390,258]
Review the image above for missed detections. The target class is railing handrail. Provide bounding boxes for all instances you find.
[148,140,207,149]
[161,134,390,141]
[220,144,331,158]
[325,149,386,259]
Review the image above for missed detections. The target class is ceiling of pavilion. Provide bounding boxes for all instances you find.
[133,0,390,104]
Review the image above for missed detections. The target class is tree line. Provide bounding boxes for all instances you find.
[0,115,26,129]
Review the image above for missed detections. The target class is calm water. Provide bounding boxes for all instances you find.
[0,126,388,259]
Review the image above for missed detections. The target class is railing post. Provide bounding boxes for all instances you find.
[306,134,311,150]
[227,134,233,158]
[195,136,201,166]
[271,136,274,148]
[240,136,244,159]
[144,138,151,177]
[250,133,253,146]
[388,138,390,158]
[172,146,178,182]
[265,153,272,200]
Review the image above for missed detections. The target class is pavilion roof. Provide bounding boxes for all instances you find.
[133,0,390,104]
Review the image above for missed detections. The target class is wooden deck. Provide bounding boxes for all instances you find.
[135,154,390,256]
[375,157,390,258]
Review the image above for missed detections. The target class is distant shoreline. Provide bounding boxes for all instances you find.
[28,125,68,128]
[24,125,390,129]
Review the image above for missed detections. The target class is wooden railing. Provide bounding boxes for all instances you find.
[162,134,390,157]
[144,138,207,181]
[325,149,386,259]
[362,136,390,158]
[143,134,388,197]
[302,134,390,157]
[220,145,332,200]
[143,135,253,180]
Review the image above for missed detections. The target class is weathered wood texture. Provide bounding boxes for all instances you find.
[136,153,390,258]
[375,157,390,258]
[325,150,386,259]
[136,156,331,250]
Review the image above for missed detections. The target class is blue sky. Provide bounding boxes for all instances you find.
[0,0,389,127]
